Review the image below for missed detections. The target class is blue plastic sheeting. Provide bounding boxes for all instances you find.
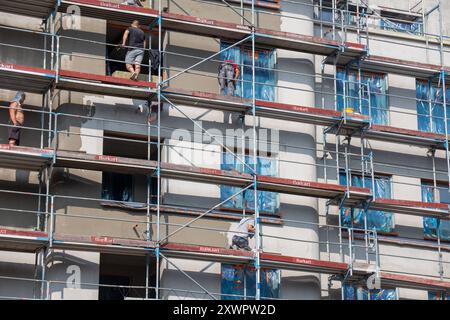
[417,80,450,134]
[428,291,450,300]
[220,42,275,101]
[421,184,450,241]
[337,70,388,125]
[221,152,280,214]
[339,172,394,232]
[319,8,334,23]
[380,19,423,35]
[221,264,280,300]
[343,285,396,300]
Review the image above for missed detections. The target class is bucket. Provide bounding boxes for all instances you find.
[345,107,354,114]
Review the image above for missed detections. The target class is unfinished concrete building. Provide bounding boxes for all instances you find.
[0,0,449,300]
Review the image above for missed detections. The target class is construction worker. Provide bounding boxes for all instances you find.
[121,0,146,7]
[218,59,240,96]
[230,216,255,251]
[121,20,146,81]
[8,91,26,147]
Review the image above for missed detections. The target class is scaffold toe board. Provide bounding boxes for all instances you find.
[0,228,48,253]
[59,0,158,25]
[370,198,450,219]
[161,243,254,264]
[55,150,157,174]
[253,29,365,62]
[163,88,252,113]
[161,89,370,131]
[0,145,53,171]
[257,175,371,203]
[0,0,55,19]
[0,63,55,94]
[57,70,156,99]
[256,100,347,126]
[159,162,253,187]
[367,125,446,148]
[52,234,156,256]
[380,272,450,291]
[362,55,450,79]
[260,252,349,274]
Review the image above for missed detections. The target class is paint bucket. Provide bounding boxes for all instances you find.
[345,107,354,114]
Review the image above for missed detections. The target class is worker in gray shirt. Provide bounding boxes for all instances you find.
[121,20,146,80]
[230,216,255,251]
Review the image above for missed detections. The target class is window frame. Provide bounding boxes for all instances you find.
[336,68,389,125]
[421,180,450,242]
[416,79,450,134]
[219,42,277,101]
[220,147,280,215]
[339,170,395,233]
[221,264,281,300]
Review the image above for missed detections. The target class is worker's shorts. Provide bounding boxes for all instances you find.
[8,124,22,146]
[125,48,145,65]
[232,235,251,251]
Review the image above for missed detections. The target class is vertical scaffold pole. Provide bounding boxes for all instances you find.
[438,0,450,189]
[332,0,336,40]
[145,17,154,302]
[251,0,261,301]
[430,149,443,279]
[442,70,449,188]
[156,0,163,300]
[319,0,323,38]
[356,0,360,43]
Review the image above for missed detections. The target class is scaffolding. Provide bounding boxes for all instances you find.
[0,0,449,300]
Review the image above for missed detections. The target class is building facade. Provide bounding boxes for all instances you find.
[0,0,449,300]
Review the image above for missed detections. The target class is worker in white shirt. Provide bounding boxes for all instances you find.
[122,0,146,7]
[230,216,255,251]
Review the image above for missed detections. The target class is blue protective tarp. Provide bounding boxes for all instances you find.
[416,80,450,134]
[337,70,388,125]
[221,264,280,300]
[220,43,275,101]
[379,19,423,35]
[343,285,396,300]
[220,153,280,214]
[421,184,450,241]
[221,152,244,210]
[221,264,245,300]
[340,172,394,232]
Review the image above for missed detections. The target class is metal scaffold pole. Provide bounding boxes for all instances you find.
[251,0,261,301]
[332,0,336,40]
[438,0,450,189]
[156,0,163,300]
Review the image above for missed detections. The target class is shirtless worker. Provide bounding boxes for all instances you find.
[8,91,26,147]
